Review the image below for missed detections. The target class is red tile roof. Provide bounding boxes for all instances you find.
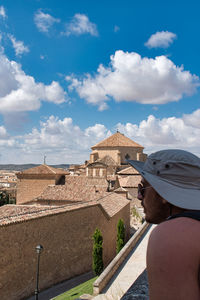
[0,192,129,226]
[36,184,108,202]
[91,132,143,149]
[118,175,141,188]
[117,166,139,175]
[17,164,69,175]
[65,175,108,188]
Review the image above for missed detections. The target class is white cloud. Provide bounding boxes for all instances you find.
[145,31,177,48]
[182,109,200,128]
[1,108,200,163]
[20,116,111,163]
[64,13,98,36]
[116,110,200,156]
[114,25,120,33]
[0,6,6,19]
[34,10,60,33]
[9,35,29,56]
[67,50,199,110]
[0,126,8,138]
[0,126,16,147]
[0,53,66,114]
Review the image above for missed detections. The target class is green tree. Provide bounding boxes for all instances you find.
[92,228,103,276]
[0,191,9,206]
[116,218,125,254]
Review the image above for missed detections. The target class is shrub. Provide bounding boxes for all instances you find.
[116,219,125,254]
[92,228,104,276]
[0,191,9,207]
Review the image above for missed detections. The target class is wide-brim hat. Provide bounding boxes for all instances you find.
[127,149,200,210]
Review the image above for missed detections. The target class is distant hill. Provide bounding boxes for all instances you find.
[0,164,70,172]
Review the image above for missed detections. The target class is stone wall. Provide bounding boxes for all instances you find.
[119,147,143,164]
[92,147,144,165]
[16,177,55,204]
[0,203,130,300]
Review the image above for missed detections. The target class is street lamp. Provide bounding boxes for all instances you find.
[35,244,44,300]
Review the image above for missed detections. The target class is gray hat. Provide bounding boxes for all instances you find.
[127,149,200,210]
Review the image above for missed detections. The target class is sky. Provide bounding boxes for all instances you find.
[0,0,200,164]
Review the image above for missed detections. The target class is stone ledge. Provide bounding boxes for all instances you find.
[93,221,150,295]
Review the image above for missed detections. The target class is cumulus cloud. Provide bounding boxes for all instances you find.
[34,10,60,33]
[0,53,66,114]
[64,13,98,36]
[182,109,200,128]
[20,116,111,163]
[0,126,8,138]
[0,125,16,147]
[0,6,6,19]
[9,35,29,56]
[115,111,200,156]
[1,108,200,163]
[145,31,177,48]
[67,50,199,110]
[114,25,120,33]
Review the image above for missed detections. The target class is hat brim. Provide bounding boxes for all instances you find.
[127,159,200,210]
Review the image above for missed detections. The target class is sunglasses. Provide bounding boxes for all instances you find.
[138,183,152,198]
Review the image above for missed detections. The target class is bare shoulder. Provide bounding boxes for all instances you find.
[147,218,200,300]
[149,217,200,250]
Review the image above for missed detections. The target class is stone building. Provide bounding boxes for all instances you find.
[26,176,109,206]
[0,194,130,300]
[16,164,69,204]
[85,131,146,185]
[16,132,146,205]
[116,166,142,206]
[90,131,146,166]
[5,130,146,299]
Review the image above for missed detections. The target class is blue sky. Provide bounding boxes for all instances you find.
[0,0,200,164]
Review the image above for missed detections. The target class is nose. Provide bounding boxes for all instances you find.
[137,183,143,201]
[137,191,143,201]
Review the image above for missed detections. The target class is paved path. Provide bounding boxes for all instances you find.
[92,225,155,300]
[27,271,94,300]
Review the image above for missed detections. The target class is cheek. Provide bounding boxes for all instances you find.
[137,192,143,201]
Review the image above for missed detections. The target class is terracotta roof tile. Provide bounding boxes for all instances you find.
[91,132,143,149]
[117,166,139,175]
[36,184,108,202]
[0,203,97,226]
[98,193,129,217]
[118,175,141,188]
[65,176,108,187]
[22,176,109,203]
[0,192,129,226]
[17,164,68,175]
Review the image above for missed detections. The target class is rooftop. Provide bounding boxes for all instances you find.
[65,175,108,188]
[118,175,141,188]
[117,166,139,175]
[0,193,129,226]
[91,132,143,149]
[35,184,108,202]
[17,164,69,176]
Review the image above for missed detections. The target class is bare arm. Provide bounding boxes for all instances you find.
[147,219,200,300]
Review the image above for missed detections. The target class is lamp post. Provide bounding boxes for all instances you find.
[35,244,43,300]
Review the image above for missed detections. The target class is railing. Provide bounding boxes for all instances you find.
[93,221,150,295]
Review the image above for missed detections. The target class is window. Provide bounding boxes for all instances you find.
[125,154,130,160]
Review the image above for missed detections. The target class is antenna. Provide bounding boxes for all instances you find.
[44,155,46,165]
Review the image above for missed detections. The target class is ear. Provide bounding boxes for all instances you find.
[161,197,168,204]
[156,192,167,204]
